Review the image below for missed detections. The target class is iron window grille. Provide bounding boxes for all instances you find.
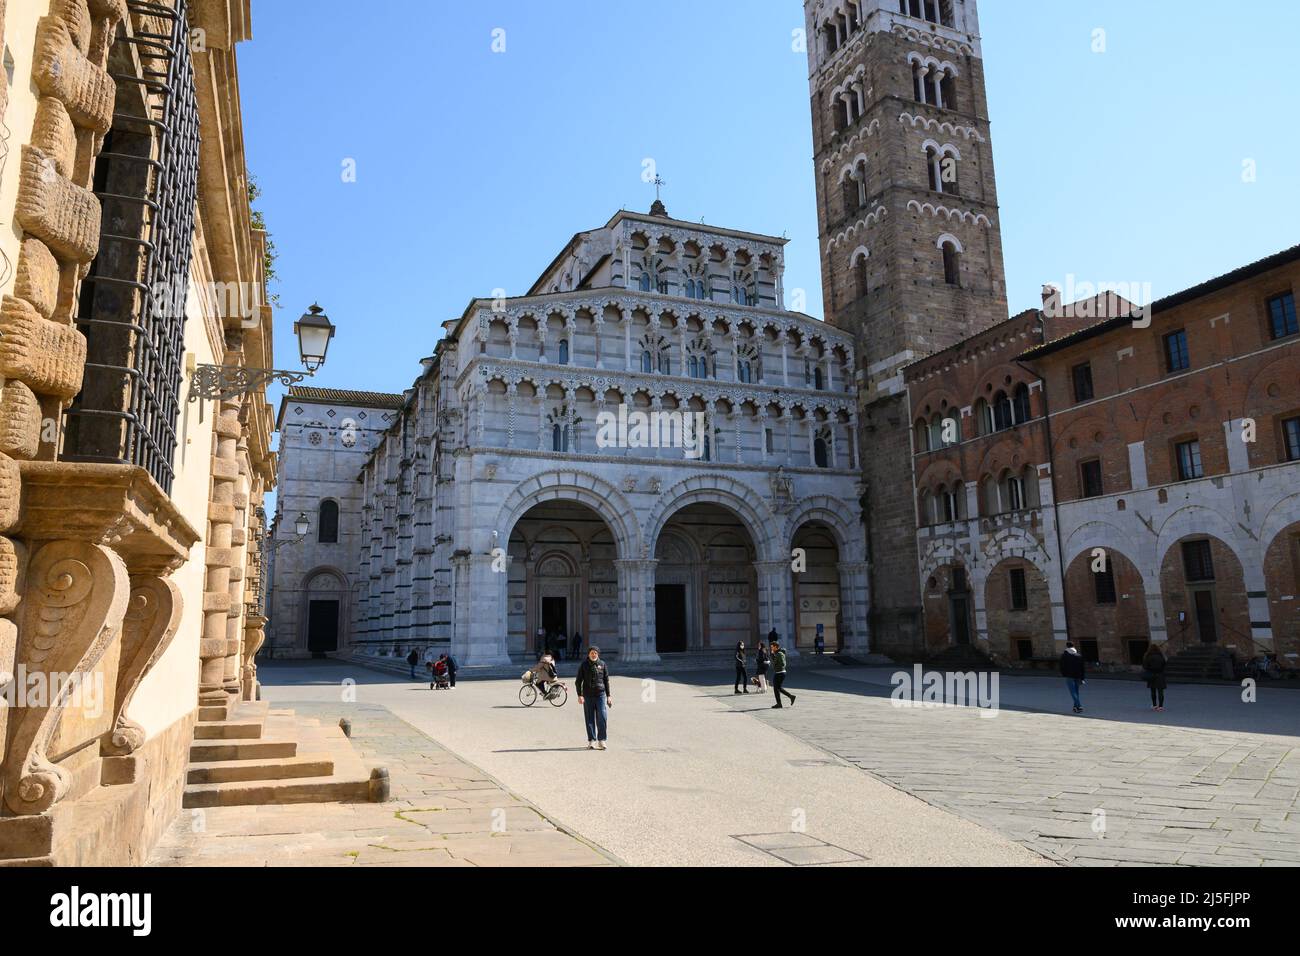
[62,0,200,495]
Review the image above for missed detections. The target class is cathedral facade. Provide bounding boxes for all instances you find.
[271,206,871,665]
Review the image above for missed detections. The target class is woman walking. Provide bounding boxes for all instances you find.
[754,640,770,692]
[734,642,749,695]
[1143,645,1168,711]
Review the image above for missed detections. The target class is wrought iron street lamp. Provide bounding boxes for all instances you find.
[188,303,337,403]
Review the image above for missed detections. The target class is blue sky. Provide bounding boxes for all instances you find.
[240,0,1299,402]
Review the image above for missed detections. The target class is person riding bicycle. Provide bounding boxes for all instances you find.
[533,653,557,699]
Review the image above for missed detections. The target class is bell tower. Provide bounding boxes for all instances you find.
[804,0,1009,654]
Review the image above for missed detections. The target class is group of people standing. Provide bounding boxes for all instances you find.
[406,648,458,688]
[535,626,582,661]
[1060,641,1169,714]
[735,630,796,709]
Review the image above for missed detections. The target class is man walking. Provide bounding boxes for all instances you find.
[1060,641,1086,714]
[770,640,796,709]
[406,648,419,679]
[575,646,612,750]
[445,652,458,688]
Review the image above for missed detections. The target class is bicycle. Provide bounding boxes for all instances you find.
[519,679,568,707]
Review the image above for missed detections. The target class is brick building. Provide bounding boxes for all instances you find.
[906,246,1300,671]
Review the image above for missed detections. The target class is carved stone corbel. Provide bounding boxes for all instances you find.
[1,539,128,815]
[102,576,181,757]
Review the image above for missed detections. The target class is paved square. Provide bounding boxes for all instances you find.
[152,661,1300,867]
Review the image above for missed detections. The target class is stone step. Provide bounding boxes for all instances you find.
[182,773,371,809]
[193,719,264,740]
[186,753,336,785]
[198,699,268,723]
[189,738,297,762]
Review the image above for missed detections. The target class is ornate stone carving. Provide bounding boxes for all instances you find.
[2,540,129,815]
[102,576,181,757]
[770,466,795,514]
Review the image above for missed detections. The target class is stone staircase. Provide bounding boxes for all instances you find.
[1166,644,1236,682]
[182,697,376,809]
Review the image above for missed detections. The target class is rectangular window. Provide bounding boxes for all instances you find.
[1094,564,1117,605]
[1182,540,1215,582]
[1015,639,1034,661]
[1175,439,1203,481]
[1268,292,1298,340]
[1163,328,1190,373]
[1080,459,1104,498]
[765,428,774,454]
[1071,362,1094,403]
[1283,416,1300,462]
[62,8,201,494]
[1009,568,1028,611]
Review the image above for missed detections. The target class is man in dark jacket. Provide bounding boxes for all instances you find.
[770,641,796,709]
[445,653,458,688]
[575,646,612,750]
[406,649,419,679]
[1060,642,1086,714]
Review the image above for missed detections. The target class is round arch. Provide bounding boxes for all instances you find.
[644,475,779,562]
[494,470,642,560]
[301,566,349,655]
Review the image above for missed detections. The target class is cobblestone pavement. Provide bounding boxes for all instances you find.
[148,703,616,867]
[710,668,1300,867]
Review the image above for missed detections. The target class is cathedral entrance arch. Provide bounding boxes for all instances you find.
[508,500,620,658]
[652,502,759,652]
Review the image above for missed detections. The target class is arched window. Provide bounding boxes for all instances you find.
[1013,383,1031,423]
[318,499,339,544]
[929,414,945,449]
[688,356,699,378]
[558,339,570,365]
[926,146,939,192]
[552,424,570,453]
[993,391,1013,431]
[915,418,931,452]
[973,398,991,436]
[814,436,829,468]
[638,271,652,292]
[852,252,870,301]
[641,350,653,373]
[657,351,671,375]
[737,360,752,383]
[1005,471,1024,512]
[942,241,961,286]
[814,367,825,391]
[941,486,958,523]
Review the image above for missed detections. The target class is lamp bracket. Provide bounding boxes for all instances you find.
[188,364,314,403]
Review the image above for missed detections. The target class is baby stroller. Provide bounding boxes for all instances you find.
[428,658,451,690]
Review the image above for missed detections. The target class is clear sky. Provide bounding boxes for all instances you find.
[240,0,1299,404]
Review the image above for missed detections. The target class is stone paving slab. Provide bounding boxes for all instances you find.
[716,668,1300,867]
[148,704,616,868]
